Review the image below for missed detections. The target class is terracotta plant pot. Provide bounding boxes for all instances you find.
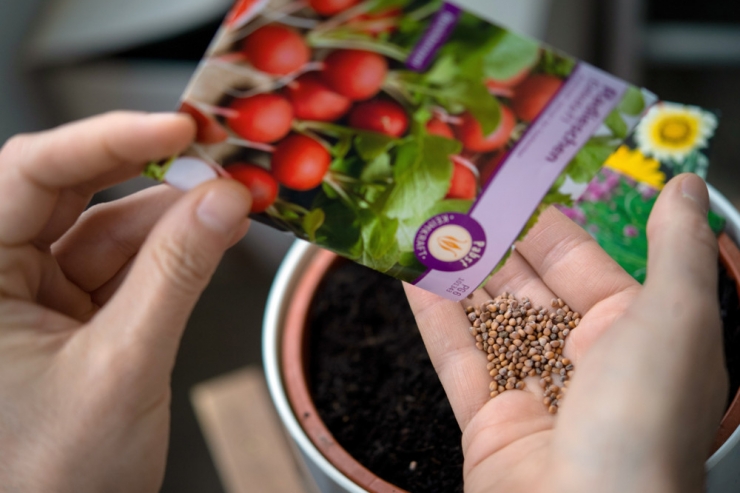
[263,185,740,493]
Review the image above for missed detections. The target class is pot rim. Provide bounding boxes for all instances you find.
[264,240,367,493]
[707,184,740,469]
[263,185,740,486]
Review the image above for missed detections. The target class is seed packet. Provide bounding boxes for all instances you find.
[144,0,657,300]
[558,103,723,283]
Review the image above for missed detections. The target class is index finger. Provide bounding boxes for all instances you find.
[0,111,195,246]
[515,206,639,314]
[403,283,491,430]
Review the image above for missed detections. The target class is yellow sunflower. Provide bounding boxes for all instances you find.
[635,102,717,162]
[605,145,666,189]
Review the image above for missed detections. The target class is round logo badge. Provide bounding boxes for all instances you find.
[414,213,487,272]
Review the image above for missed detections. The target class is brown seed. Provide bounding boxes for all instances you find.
[490,391,499,398]
[562,358,571,366]
[476,342,483,350]
[548,405,558,414]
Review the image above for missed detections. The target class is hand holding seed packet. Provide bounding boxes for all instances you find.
[145,0,656,300]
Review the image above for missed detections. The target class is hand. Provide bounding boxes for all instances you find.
[405,174,727,493]
[0,112,252,493]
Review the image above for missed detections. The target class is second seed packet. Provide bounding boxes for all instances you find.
[145,0,657,300]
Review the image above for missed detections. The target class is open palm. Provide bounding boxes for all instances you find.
[404,176,727,493]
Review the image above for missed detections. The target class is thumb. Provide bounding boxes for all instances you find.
[645,173,717,295]
[94,179,251,371]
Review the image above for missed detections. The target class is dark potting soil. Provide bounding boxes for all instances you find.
[307,261,464,492]
[307,260,740,493]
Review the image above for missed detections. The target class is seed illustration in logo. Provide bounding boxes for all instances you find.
[429,226,472,262]
[414,213,487,272]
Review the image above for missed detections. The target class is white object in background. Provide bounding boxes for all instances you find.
[454,0,552,39]
[25,0,232,67]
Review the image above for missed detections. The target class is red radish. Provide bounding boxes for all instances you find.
[227,93,294,143]
[512,74,564,122]
[426,116,455,139]
[308,0,360,16]
[179,102,229,144]
[226,163,279,213]
[348,99,408,137]
[284,73,351,122]
[321,50,388,101]
[225,0,269,29]
[480,151,506,185]
[271,134,332,191]
[456,105,516,153]
[242,25,310,75]
[446,156,477,199]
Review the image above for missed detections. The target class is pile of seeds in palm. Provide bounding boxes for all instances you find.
[466,293,579,414]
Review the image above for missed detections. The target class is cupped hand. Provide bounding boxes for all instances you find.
[405,174,727,493]
[0,112,252,493]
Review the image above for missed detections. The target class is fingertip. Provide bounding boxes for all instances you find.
[194,179,253,236]
[678,173,710,215]
[143,112,198,147]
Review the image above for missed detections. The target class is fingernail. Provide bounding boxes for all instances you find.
[196,188,250,234]
[681,174,709,215]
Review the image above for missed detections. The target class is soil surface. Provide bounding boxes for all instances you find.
[308,261,464,492]
[307,261,740,493]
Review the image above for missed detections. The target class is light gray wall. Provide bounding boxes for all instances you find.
[0,0,52,143]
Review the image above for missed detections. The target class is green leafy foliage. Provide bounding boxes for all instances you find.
[383,135,460,220]
[481,31,540,81]
[358,210,400,272]
[565,140,619,183]
[618,87,646,116]
[537,49,577,78]
[604,110,628,139]
[303,209,326,243]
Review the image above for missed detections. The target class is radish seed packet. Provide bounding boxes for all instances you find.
[144,0,658,300]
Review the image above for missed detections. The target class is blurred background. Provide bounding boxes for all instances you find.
[0,0,738,491]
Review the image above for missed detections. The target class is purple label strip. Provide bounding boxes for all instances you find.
[414,63,629,300]
[406,2,462,72]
